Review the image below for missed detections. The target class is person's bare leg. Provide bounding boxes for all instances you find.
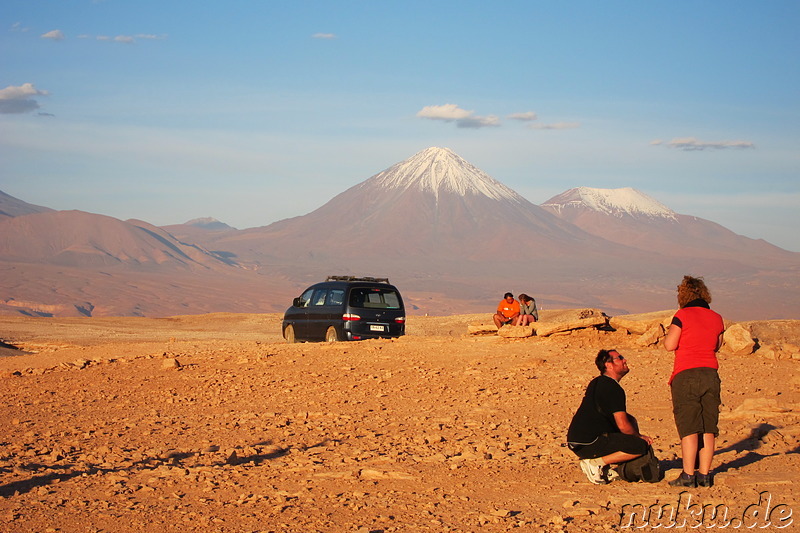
[697,433,715,474]
[680,433,699,474]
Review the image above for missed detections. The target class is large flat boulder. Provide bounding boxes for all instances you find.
[531,308,608,337]
[497,325,534,338]
[467,308,609,337]
[609,310,674,335]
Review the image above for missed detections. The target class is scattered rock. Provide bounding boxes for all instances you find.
[721,323,756,355]
[162,358,181,369]
[721,398,790,420]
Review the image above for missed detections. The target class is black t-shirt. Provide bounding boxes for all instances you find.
[567,375,627,444]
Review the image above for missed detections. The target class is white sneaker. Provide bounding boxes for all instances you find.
[580,459,609,484]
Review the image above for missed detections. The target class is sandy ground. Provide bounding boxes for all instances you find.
[0,312,798,532]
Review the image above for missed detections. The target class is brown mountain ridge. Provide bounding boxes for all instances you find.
[1,147,798,320]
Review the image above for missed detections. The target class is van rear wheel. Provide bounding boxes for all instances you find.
[325,326,339,342]
[284,324,296,343]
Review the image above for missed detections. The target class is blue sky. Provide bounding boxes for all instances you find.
[2,0,799,251]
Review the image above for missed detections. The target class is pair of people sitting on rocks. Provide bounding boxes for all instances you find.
[493,292,538,328]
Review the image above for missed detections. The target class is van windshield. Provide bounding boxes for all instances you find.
[349,288,402,309]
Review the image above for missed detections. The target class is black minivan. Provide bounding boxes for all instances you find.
[282,276,406,342]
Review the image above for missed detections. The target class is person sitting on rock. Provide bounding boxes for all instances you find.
[566,349,654,484]
[493,292,520,329]
[515,293,538,325]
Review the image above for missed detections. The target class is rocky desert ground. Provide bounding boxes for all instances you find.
[1,311,798,532]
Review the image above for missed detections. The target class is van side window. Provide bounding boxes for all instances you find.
[327,289,345,306]
[297,288,314,307]
[312,289,328,306]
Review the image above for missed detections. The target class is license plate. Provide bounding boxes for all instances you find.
[370,325,386,332]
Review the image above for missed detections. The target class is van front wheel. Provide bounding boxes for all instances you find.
[325,327,339,343]
[284,325,296,343]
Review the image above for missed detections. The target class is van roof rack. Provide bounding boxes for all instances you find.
[326,275,390,284]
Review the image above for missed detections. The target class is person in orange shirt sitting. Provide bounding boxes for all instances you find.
[493,292,520,328]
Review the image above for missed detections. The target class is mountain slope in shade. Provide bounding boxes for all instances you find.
[0,210,296,317]
[185,217,235,231]
[161,217,238,248]
[0,190,53,218]
[0,210,233,270]
[541,186,798,269]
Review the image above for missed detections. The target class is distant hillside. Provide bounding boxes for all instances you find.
[0,155,798,321]
[0,190,53,218]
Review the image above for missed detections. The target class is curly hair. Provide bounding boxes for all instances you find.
[676,275,712,308]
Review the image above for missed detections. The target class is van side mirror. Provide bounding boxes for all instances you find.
[293,297,304,308]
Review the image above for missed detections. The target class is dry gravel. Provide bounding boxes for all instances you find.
[0,313,798,532]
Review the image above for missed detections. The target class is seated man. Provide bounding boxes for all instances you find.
[493,292,520,328]
[566,349,653,484]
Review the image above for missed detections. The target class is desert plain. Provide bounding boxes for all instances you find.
[0,311,798,532]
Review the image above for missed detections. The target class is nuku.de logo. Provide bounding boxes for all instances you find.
[619,490,793,529]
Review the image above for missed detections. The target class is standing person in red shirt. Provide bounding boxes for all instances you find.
[493,292,520,329]
[664,276,725,488]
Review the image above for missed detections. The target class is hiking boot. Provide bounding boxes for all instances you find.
[580,459,609,485]
[668,471,696,487]
[696,473,713,487]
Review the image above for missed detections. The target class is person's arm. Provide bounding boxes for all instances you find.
[613,411,653,444]
[664,323,681,351]
[715,332,724,352]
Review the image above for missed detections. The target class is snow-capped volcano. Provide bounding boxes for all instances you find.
[542,185,796,270]
[215,146,620,267]
[371,147,524,204]
[542,187,676,219]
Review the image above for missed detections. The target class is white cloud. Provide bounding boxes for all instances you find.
[136,34,167,40]
[654,137,756,151]
[312,33,337,39]
[529,122,580,130]
[0,83,49,114]
[417,104,472,120]
[78,33,166,43]
[508,111,538,121]
[41,29,65,41]
[417,104,500,129]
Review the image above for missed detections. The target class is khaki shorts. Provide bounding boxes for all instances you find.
[671,367,721,439]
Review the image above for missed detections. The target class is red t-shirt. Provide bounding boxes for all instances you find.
[669,301,724,384]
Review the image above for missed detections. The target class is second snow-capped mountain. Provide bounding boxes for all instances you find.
[541,186,795,268]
